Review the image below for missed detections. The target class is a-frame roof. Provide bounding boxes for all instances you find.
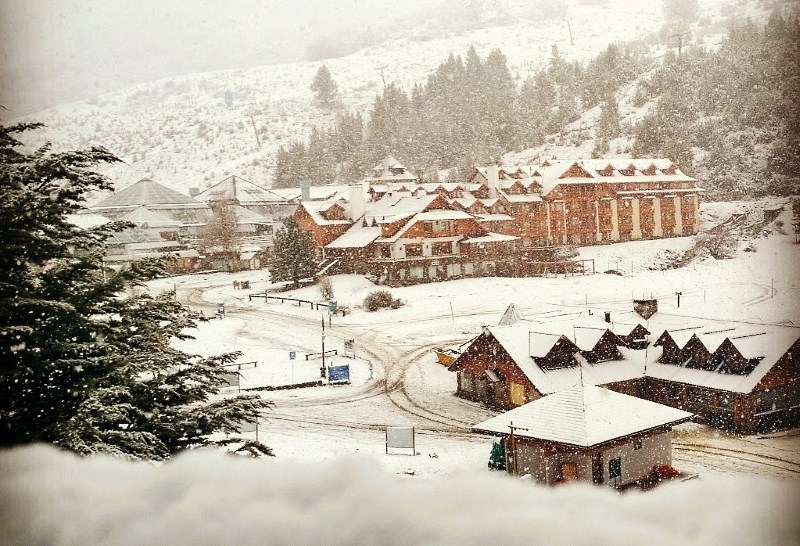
[194,175,288,204]
[118,206,182,228]
[473,385,692,447]
[94,179,196,208]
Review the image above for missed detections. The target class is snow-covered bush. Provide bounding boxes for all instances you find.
[363,290,403,312]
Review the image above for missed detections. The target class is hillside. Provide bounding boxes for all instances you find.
[9,0,786,197]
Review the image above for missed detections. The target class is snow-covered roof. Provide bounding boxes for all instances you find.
[270,185,348,202]
[94,179,197,209]
[195,175,290,204]
[415,210,472,221]
[498,191,543,203]
[298,201,352,226]
[67,211,111,229]
[473,385,693,447]
[325,225,381,249]
[479,314,799,395]
[498,303,524,326]
[461,232,519,244]
[364,156,419,183]
[493,159,702,197]
[230,205,270,225]
[476,213,514,222]
[118,207,182,228]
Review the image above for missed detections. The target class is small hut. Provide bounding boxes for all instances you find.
[473,385,692,487]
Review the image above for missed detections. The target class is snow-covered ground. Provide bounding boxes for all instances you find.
[3,443,799,545]
[2,201,798,543]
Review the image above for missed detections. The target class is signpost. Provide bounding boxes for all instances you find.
[327,364,350,384]
[344,338,355,358]
[385,426,416,456]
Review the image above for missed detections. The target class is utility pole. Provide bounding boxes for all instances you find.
[249,115,261,150]
[675,291,682,308]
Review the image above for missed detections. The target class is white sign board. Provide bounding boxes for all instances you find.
[386,426,415,455]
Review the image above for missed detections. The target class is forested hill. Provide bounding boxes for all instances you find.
[276,11,800,199]
[10,0,798,200]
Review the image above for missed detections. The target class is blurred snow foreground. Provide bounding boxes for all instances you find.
[2,445,798,545]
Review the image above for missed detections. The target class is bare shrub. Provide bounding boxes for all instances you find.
[318,275,334,300]
[693,230,738,260]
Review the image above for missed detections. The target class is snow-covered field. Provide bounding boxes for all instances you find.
[3,199,798,544]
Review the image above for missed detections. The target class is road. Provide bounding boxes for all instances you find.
[174,275,800,481]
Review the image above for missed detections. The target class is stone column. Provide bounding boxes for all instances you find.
[546,202,552,244]
[693,194,700,234]
[594,200,602,242]
[631,198,642,240]
[609,199,620,241]
[653,197,663,237]
[673,195,683,236]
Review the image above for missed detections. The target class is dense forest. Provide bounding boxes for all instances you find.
[274,11,799,199]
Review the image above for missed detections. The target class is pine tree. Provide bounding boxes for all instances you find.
[268,217,318,287]
[0,123,272,459]
[310,64,339,109]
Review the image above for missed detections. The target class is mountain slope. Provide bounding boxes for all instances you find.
[11,0,776,195]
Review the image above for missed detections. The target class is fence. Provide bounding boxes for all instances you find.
[247,293,347,316]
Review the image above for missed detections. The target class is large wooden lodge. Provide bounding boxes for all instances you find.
[294,157,704,283]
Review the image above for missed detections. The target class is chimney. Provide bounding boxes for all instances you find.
[300,180,311,201]
[633,299,658,319]
[604,311,611,323]
[487,164,501,198]
[349,182,365,221]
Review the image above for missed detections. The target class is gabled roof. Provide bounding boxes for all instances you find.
[498,304,524,326]
[230,204,270,225]
[118,207,182,228]
[530,159,699,196]
[195,175,289,204]
[365,156,419,183]
[473,385,692,447]
[94,179,196,208]
[465,311,800,395]
[298,201,352,227]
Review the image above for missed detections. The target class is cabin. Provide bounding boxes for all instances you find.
[473,385,692,486]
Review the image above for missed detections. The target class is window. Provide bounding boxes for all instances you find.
[404,244,423,257]
[633,438,642,450]
[431,241,452,256]
[609,457,622,479]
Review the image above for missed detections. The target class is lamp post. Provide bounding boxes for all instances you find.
[320,315,326,378]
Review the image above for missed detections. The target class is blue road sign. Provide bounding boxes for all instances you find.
[328,364,350,383]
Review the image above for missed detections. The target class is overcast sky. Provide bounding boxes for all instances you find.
[0,0,439,117]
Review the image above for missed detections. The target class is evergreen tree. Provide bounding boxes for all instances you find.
[201,203,241,271]
[0,123,272,459]
[310,64,339,109]
[268,217,317,287]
